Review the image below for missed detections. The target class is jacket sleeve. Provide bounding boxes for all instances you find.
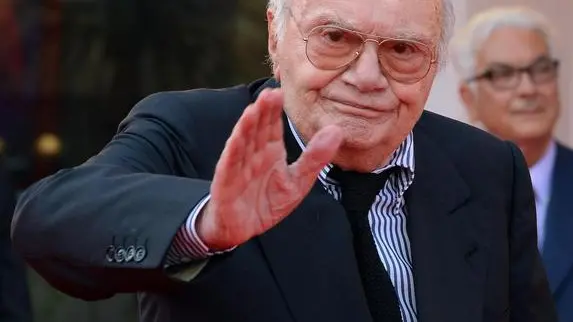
[506,142,557,322]
[11,92,215,301]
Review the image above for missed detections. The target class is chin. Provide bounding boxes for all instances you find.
[341,130,386,150]
[326,115,388,144]
[518,132,552,142]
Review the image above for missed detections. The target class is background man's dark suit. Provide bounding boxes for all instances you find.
[0,162,32,322]
[12,79,555,322]
[542,143,573,321]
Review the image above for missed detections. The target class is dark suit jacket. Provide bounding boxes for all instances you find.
[11,78,556,322]
[542,143,573,321]
[0,162,32,322]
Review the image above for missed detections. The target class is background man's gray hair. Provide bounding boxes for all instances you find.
[450,6,555,82]
[267,0,456,68]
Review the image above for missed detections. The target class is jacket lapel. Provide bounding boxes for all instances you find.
[257,177,373,322]
[406,120,487,322]
[253,78,372,322]
[542,144,573,295]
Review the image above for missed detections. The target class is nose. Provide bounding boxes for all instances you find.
[515,72,537,96]
[341,41,389,92]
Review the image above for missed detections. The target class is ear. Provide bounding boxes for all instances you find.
[459,83,479,122]
[267,9,281,80]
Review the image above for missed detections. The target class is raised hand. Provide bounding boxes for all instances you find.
[196,88,343,250]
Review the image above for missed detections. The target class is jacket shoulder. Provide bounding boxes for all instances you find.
[120,84,252,132]
[107,84,255,175]
[556,142,573,159]
[417,110,510,159]
[416,111,522,190]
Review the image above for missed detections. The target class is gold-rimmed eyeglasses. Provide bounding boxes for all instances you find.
[287,9,438,84]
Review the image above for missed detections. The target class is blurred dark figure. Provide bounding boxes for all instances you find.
[0,0,23,95]
[0,0,31,164]
[100,0,238,142]
[0,160,32,322]
[0,0,41,188]
[53,0,240,168]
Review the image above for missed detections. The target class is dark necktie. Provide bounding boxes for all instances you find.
[330,167,403,322]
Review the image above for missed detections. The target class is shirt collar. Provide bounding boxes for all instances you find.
[286,116,415,179]
[529,140,557,205]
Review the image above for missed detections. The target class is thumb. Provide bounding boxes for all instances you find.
[289,125,343,188]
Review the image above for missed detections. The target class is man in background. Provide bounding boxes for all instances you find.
[451,7,573,321]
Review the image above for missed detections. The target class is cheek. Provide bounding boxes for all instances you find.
[478,107,507,130]
[282,68,342,122]
[278,49,339,97]
[539,85,560,111]
[474,93,525,137]
[283,67,342,109]
[475,89,511,118]
[390,81,431,113]
[304,71,340,93]
[289,65,341,93]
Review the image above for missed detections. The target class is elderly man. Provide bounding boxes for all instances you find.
[452,6,573,321]
[11,0,556,321]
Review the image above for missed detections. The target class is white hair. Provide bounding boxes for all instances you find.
[267,0,456,67]
[450,6,555,81]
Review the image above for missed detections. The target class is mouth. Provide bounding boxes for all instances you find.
[510,107,544,116]
[325,97,396,118]
[509,100,545,115]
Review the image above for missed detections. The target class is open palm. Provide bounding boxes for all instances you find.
[197,89,343,250]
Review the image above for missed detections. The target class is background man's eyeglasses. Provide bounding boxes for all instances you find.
[467,58,560,90]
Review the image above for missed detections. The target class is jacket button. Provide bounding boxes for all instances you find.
[134,246,147,263]
[105,246,116,263]
[125,246,136,262]
[115,247,126,263]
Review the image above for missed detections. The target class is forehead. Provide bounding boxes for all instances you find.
[292,0,442,43]
[476,27,550,67]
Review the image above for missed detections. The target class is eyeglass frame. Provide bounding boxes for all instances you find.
[466,58,560,90]
[285,8,439,84]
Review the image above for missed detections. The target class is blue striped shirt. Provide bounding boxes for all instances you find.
[287,118,418,322]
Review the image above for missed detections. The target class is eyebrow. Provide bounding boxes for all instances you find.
[301,12,348,29]
[485,55,554,69]
[301,12,434,45]
[390,29,434,44]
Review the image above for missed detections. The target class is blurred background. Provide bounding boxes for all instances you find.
[0,0,570,322]
[0,1,271,321]
[0,0,271,192]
